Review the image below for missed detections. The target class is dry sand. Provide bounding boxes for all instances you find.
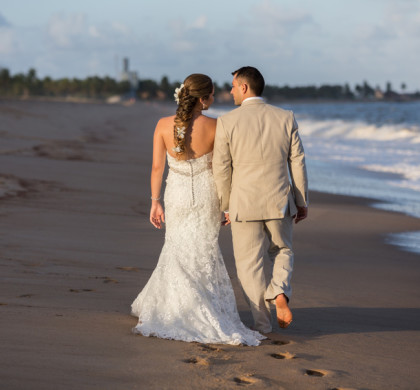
[0,99,419,390]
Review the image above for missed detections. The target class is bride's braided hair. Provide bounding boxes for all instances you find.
[174,74,213,157]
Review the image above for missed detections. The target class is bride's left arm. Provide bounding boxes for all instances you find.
[150,120,166,228]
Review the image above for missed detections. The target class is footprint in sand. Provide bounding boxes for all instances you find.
[198,343,224,353]
[270,352,296,360]
[184,357,210,366]
[305,369,327,377]
[89,276,119,284]
[116,266,140,272]
[329,388,358,390]
[19,294,34,298]
[271,340,291,346]
[69,289,95,293]
[0,303,8,306]
[103,277,119,284]
[233,374,260,386]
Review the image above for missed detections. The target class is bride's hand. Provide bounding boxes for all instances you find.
[150,201,165,229]
[221,212,231,226]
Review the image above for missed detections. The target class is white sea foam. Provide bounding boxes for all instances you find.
[387,231,420,255]
[297,118,420,198]
[210,102,420,252]
[298,119,420,143]
[210,103,420,219]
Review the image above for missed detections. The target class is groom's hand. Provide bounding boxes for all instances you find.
[294,206,308,224]
[222,212,231,226]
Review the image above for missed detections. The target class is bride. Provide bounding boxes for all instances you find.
[131,74,265,346]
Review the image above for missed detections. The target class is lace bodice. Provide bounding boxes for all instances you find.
[131,151,264,346]
[167,151,213,175]
[166,152,213,207]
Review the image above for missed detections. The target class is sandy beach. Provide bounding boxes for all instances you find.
[1,99,419,390]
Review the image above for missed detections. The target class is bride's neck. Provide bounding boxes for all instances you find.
[191,109,203,118]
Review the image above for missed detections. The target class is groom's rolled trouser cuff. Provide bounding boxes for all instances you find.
[264,249,293,302]
[265,293,290,303]
[231,216,294,332]
[263,217,294,302]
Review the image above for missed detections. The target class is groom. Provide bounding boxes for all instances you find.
[213,66,308,333]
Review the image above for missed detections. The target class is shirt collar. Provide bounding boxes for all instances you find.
[242,96,265,104]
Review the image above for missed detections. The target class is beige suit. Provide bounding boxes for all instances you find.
[213,98,308,332]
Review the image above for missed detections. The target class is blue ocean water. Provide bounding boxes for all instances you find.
[209,101,420,254]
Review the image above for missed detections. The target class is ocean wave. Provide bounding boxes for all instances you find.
[209,103,420,218]
[299,117,420,217]
[297,118,420,144]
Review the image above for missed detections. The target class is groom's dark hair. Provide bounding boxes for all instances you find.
[232,66,265,96]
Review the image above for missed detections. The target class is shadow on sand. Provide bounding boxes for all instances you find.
[240,307,420,336]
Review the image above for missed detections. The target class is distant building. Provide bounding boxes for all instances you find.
[374,87,384,100]
[120,57,139,98]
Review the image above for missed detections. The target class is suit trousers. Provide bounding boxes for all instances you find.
[231,216,294,333]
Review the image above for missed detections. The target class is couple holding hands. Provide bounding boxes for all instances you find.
[131,66,308,346]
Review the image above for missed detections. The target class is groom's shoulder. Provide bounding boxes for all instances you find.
[265,103,293,115]
[264,104,296,123]
[219,106,242,120]
[217,106,242,128]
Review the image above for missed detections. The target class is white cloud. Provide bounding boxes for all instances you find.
[191,15,207,29]
[46,13,133,49]
[47,13,87,48]
[0,12,11,27]
[0,11,137,78]
[328,1,420,88]
[1,2,420,90]
[172,40,194,52]
[0,27,15,54]
[0,13,15,55]
[251,0,314,31]
[166,16,210,54]
[88,26,101,38]
[111,22,130,34]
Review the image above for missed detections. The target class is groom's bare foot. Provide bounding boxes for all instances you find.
[275,294,292,329]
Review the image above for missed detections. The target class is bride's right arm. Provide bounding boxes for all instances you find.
[150,120,166,229]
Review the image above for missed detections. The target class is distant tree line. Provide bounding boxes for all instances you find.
[1,67,419,102]
[0,68,131,98]
[139,77,362,101]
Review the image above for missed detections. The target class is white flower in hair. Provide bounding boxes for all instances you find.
[172,146,182,153]
[174,84,184,104]
[176,126,186,139]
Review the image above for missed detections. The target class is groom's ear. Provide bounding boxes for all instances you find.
[241,83,248,95]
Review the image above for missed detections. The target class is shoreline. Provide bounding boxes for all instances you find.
[1,97,419,252]
[2,94,420,106]
[307,191,420,255]
[1,99,419,389]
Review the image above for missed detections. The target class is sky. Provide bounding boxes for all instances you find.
[1,0,419,91]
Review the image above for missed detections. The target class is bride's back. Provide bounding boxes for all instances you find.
[161,114,216,160]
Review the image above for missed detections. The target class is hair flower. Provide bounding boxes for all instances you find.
[174,84,184,104]
[176,126,186,139]
[172,146,182,153]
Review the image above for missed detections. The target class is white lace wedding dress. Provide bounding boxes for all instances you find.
[131,152,265,346]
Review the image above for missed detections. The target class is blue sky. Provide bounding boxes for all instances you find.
[1,0,419,91]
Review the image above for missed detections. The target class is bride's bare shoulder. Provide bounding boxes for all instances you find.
[157,115,176,125]
[201,115,217,127]
[155,115,175,132]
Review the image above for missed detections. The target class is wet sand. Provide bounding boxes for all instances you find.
[0,99,419,390]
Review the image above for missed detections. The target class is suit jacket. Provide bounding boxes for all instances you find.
[212,98,308,221]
